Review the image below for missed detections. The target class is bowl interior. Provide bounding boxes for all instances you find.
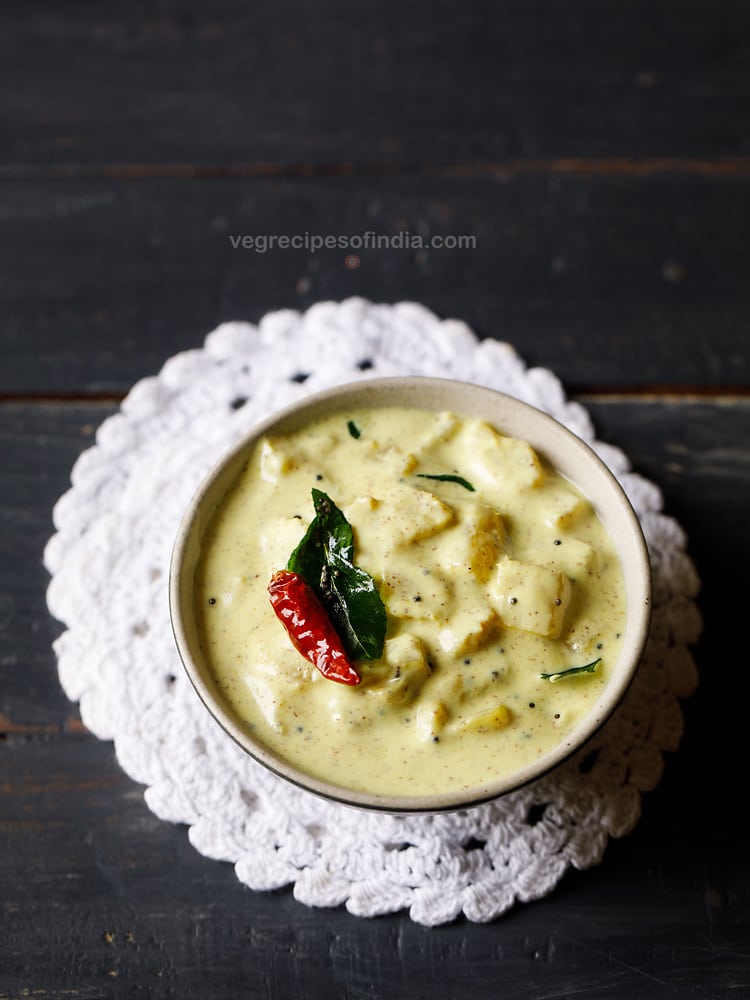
[170,376,651,813]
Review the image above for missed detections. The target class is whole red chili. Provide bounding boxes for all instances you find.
[267,570,361,686]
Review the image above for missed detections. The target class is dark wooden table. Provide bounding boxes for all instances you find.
[2,2,749,997]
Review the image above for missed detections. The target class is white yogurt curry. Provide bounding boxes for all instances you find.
[195,407,627,798]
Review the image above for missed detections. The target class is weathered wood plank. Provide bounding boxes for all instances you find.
[584,396,749,883]
[0,404,114,726]
[0,738,746,999]
[0,740,744,998]
[1,173,748,395]
[2,0,749,166]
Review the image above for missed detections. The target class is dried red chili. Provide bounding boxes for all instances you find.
[267,569,361,686]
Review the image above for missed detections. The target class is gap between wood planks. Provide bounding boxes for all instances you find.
[1,388,749,405]
[2,158,750,181]
[0,713,87,739]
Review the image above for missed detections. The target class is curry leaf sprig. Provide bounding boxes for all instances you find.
[287,489,387,661]
[539,658,601,683]
[416,472,475,492]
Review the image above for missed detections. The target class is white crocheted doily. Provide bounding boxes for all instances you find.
[45,298,700,926]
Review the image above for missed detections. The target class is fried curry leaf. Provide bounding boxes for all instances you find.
[416,472,475,492]
[287,489,386,660]
[539,658,601,683]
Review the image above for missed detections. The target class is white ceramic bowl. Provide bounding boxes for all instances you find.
[170,376,651,813]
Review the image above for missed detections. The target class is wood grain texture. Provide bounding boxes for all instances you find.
[1,173,748,396]
[2,0,750,166]
[0,404,112,727]
[2,0,749,992]
[1,743,745,1000]
[584,397,750,867]
[1,400,747,998]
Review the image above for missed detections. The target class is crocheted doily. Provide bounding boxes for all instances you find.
[44,298,700,926]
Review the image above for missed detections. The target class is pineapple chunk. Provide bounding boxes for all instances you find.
[432,664,505,708]
[387,485,454,543]
[259,437,296,483]
[458,701,513,733]
[246,674,286,731]
[345,486,453,554]
[460,420,545,490]
[415,701,450,741]
[259,433,339,483]
[379,634,432,706]
[542,487,590,529]
[436,501,506,583]
[380,565,452,620]
[344,494,379,519]
[544,536,600,577]
[259,516,308,572]
[353,437,417,476]
[487,558,571,638]
[344,494,380,544]
[415,411,461,452]
[436,592,498,655]
[378,447,418,476]
[245,651,307,732]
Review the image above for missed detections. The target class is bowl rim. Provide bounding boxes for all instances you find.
[169,375,652,814]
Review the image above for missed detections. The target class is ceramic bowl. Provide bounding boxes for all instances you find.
[170,376,651,813]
